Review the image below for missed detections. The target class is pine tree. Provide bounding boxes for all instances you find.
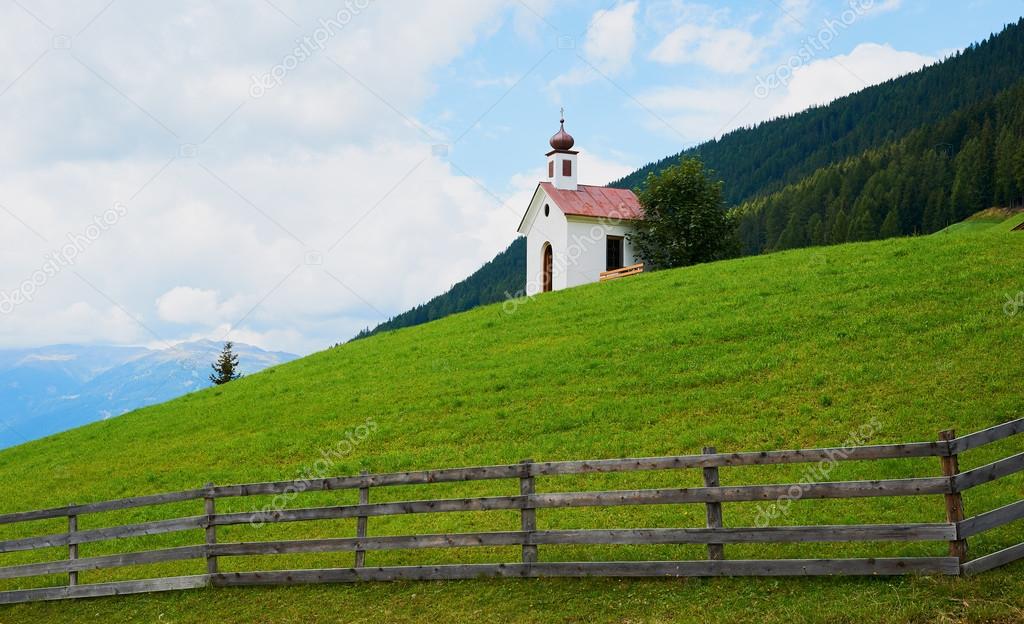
[979,120,996,209]
[951,136,986,219]
[1016,139,1024,207]
[848,205,877,241]
[994,127,1017,206]
[209,342,242,386]
[879,209,901,238]
[830,210,850,244]
[807,213,825,245]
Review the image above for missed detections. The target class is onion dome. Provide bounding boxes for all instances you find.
[549,115,575,151]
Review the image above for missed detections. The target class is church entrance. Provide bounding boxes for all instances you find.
[542,244,553,292]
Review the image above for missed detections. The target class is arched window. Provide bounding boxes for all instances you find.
[544,204,550,217]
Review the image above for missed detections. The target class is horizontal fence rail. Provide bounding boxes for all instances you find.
[0,418,1021,605]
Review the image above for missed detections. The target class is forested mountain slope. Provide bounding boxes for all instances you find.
[735,80,1024,253]
[611,19,1024,205]
[352,19,1024,340]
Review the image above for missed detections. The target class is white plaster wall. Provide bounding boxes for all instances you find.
[523,190,568,296]
[564,218,638,288]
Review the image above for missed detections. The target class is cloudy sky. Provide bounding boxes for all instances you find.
[0,0,1019,355]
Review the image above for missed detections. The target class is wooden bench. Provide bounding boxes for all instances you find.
[599,263,644,282]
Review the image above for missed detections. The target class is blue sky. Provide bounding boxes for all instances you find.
[0,0,1020,355]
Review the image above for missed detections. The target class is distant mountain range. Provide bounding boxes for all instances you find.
[0,341,296,448]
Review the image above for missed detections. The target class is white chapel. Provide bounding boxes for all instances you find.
[517,115,645,295]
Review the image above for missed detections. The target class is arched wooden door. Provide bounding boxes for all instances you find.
[542,244,553,292]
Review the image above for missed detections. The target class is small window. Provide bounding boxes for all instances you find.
[548,161,554,178]
[544,204,550,217]
[606,236,624,271]
[562,159,572,177]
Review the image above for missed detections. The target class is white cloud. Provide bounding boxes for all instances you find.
[635,42,936,143]
[649,24,762,73]
[0,0,537,354]
[0,302,145,347]
[772,43,934,115]
[156,287,241,325]
[635,84,762,142]
[549,2,638,92]
[872,0,904,15]
[583,1,639,75]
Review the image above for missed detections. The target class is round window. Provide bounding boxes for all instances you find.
[544,204,550,217]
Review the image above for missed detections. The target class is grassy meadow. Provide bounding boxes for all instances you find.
[1,217,1023,622]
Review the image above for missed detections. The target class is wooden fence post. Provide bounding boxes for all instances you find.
[204,483,218,575]
[355,471,369,568]
[939,430,968,562]
[702,447,725,560]
[67,511,78,586]
[520,459,538,565]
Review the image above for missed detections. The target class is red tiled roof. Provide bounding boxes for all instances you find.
[539,182,644,221]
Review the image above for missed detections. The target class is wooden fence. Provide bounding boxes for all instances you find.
[0,419,1023,604]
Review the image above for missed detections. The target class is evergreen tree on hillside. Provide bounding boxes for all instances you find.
[994,127,1020,206]
[210,342,241,385]
[952,136,988,218]
[1017,140,1024,207]
[831,210,850,244]
[880,209,901,239]
[611,19,1024,204]
[629,158,738,270]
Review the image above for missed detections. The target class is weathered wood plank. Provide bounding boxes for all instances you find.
[532,443,948,476]
[520,459,538,565]
[0,489,208,526]
[205,524,955,558]
[205,443,946,500]
[953,452,1024,491]
[959,499,1024,538]
[211,497,526,526]
[0,516,206,553]
[0,441,952,527]
[530,478,950,508]
[67,514,78,586]
[961,541,1024,575]
[209,533,526,556]
[355,472,369,569]
[204,483,217,575]
[211,557,959,586]
[702,447,724,561]
[939,430,968,562]
[0,575,210,605]
[530,525,957,545]
[0,546,206,580]
[209,464,529,498]
[950,418,1024,454]
[211,478,949,528]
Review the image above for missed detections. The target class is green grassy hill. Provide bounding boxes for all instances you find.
[939,208,1024,235]
[2,223,1024,623]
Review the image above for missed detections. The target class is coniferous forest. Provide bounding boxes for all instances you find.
[353,19,1024,341]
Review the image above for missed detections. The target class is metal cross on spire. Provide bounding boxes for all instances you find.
[560,107,565,123]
